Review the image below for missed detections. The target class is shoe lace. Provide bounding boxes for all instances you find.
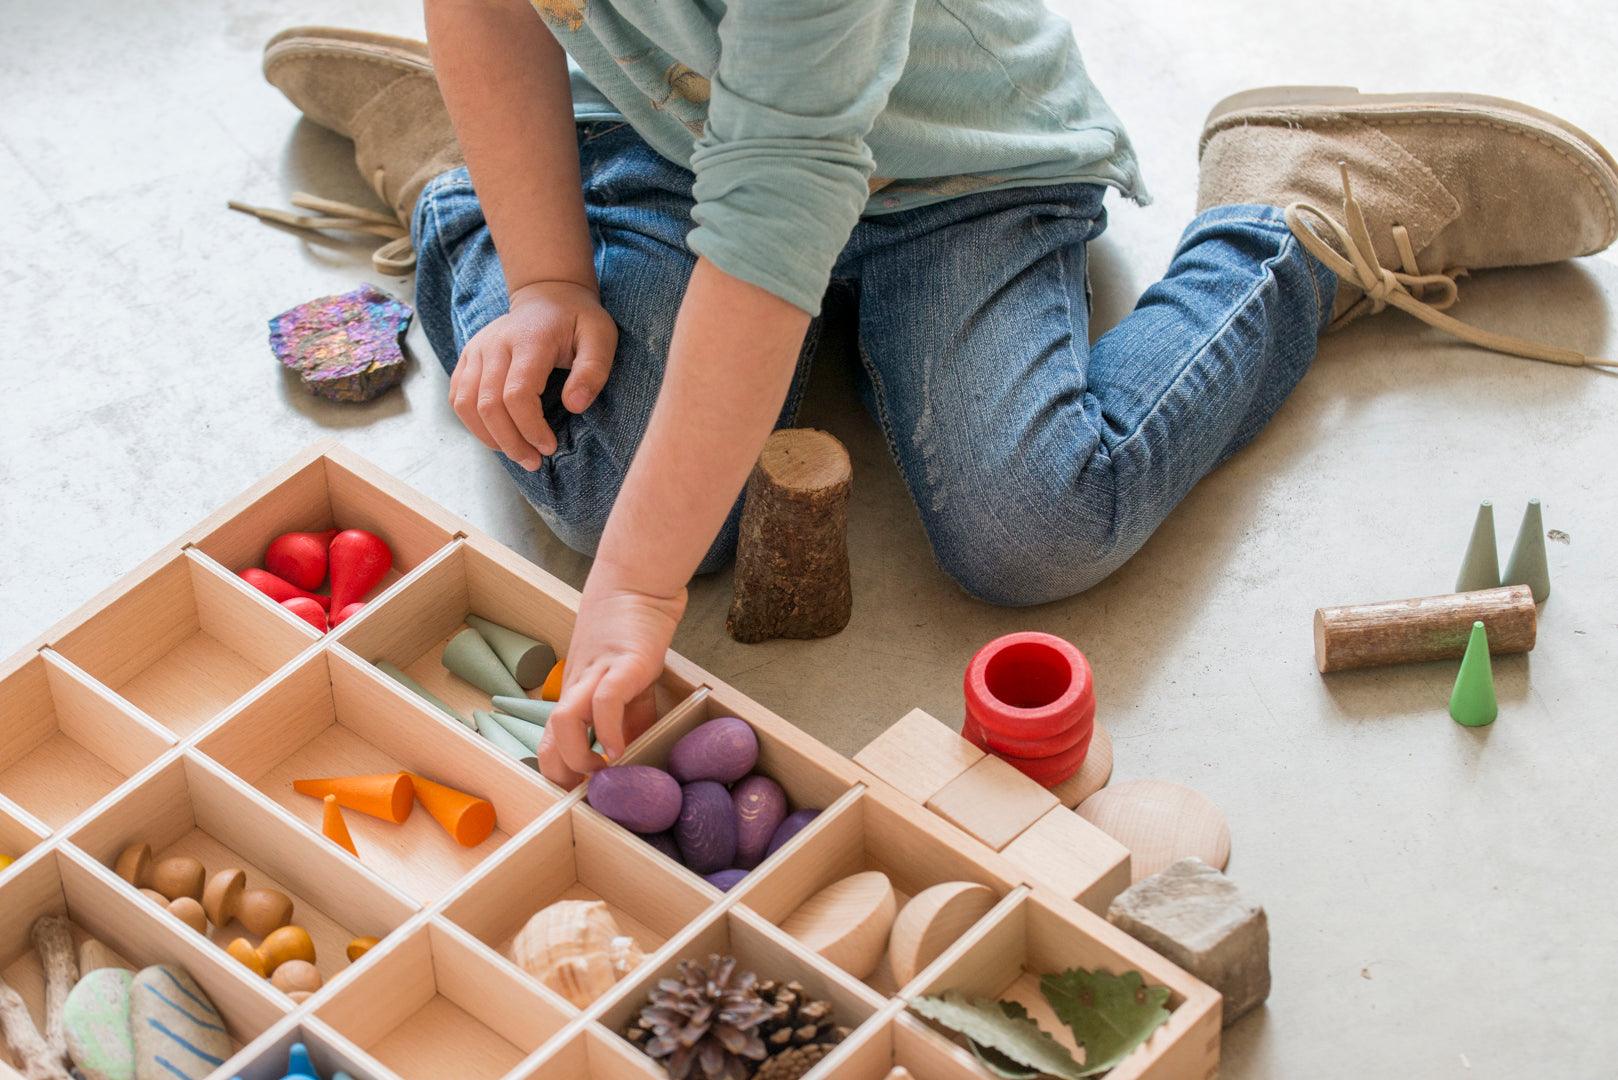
[228,170,415,275]
[1285,162,1615,370]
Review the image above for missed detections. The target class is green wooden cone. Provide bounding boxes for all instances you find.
[443,627,524,697]
[488,711,544,753]
[465,614,557,691]
[375,660,470,728]
[1455,500,1500,593]
[1448,621,1498,727]
[491,696,556,725]
[1502,499,1550,603]
[475,710,538,768]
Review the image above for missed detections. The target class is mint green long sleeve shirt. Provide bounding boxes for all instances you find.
[531,0,1145,314]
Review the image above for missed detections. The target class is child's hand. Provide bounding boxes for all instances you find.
[537,573,687,784]
[449,280,617,470]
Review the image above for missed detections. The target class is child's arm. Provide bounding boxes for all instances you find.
[427,0,616,469]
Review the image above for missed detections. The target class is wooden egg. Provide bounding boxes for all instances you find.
[346,936,380,963]
[886,881,997,986]
[148,856,205,902]
[270,958,323,999]
[780,871,897,980]
[731,775,787,870]
[674,781,737,874]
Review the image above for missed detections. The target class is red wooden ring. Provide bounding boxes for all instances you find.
[964,697,1094,759]
[964,632,1096,740]
[964,718,1093,787]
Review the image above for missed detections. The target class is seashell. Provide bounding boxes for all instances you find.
[509,900,645,1007]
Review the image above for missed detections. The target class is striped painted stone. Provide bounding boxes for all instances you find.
[63,968,135,1080]
[130,966,231,1080]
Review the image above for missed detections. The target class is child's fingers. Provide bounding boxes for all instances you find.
[536,724,586,789]
[554,669,609,774]
[475,347,542,470]
[622,685,659,751]
[562,314,617,414]
[590,668,639,760]
[450,347,499,451]
[504,340,559,457]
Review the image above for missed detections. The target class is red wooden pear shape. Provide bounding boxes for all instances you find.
[280,596,328,633]
[264,529,338,590]
[240,568,330,611]
[328,529,392,611]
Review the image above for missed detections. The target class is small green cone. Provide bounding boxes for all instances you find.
[474,710,538,768]
[1448,621,1498,727]
[465,614,557,691]
[1455,500,1500,593]
[1502,499,1550,603]
[491,696,556,725]
[443,627,525,697]
[488,711,544,753]
[375,660,470,728]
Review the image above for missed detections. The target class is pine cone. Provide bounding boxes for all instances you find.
[754,1042,834,1080]
[755,980,850,1053]
[626,955,773,1080]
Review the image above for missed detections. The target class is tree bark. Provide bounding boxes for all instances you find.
[1313,585,1537,673]
[727,429,852,644]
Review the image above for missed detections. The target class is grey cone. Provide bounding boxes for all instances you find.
[491,696,556,725]
[443,626,524,697]
[466,614,556,690]
[1502,499,1550,602]
[488,711,544,753]
[1455,500,1500,593]
[375,660,470,727]
[474,710,538,769]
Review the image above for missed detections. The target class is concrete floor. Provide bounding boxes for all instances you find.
[4,2,1617,1076]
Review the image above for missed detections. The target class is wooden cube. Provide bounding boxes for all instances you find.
[853,708,983,804]
[924,754,1059,851]
[1001,807,1131,915]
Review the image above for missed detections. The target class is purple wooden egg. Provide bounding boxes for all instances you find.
[705,869,748,892]
[668,717,758,784]
[586,765,681,833]
[640,830,682,863]
[764,808,820,857]
[731,775,788,869]
[675,781,737,874]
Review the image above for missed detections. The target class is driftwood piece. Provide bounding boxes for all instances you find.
[29,917,76,1068]
[727,428,853,644]
[1314,585,1536,673]
[0,979,69,1080]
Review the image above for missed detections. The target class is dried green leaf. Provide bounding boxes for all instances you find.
[910,993,1084,1080]
[969,1038,1042,1079]
[1040,969,1171,1076]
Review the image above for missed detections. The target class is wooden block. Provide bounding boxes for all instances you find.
[1078,779,1231,883]
[1001,807,1131,915]
[1049,723,1112,808]
[854,710,983,805]
[924,755,1058,851]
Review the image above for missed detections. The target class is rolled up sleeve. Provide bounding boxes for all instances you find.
[687,0,913,314]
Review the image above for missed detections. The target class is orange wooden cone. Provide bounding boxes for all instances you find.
[322,795,358,856]
[292,773,414,824]
[540,659,565,702]
[410,774,495,847]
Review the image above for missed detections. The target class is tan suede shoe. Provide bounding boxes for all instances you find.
[230,27,462,273]
[1199,87,1618,369]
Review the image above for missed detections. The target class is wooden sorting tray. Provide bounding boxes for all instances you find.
[0,442,1219,1080]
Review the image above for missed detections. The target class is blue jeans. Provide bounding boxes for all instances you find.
[414,122,1333,606]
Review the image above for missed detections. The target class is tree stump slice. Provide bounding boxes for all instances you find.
[727,429,853,644]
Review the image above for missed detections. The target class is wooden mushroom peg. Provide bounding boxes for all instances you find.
[227,925,316,978]
[114,843,204,902]
[202,868,294,936]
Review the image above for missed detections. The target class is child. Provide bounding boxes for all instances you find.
[259,4,1617,787]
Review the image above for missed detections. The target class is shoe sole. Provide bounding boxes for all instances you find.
[1202,85,1618,179]
[265,25,430,63]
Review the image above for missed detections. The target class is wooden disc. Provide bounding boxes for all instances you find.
[1076,779,1229,883]
[887,881,997,987]
[1050,724,1113,807]
[780,870,896,980]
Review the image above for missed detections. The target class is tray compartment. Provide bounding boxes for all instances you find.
[67,753,416,998]
[192,452,459,602]
[909,888,1221,1080]
[198,647,559,902]
[595,906,887,1073]
[218,1015,400,1080]
[824,1004,995,1080]
[0,797,48,877]
[0,847,286,1075]
[316,920,568,1080]
[515,1024,663,1080]
[442,803,712,1006]
[738,785,1017,995]
[50,551,315,735]
[337,539,696,722]
[0,651,173,829]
